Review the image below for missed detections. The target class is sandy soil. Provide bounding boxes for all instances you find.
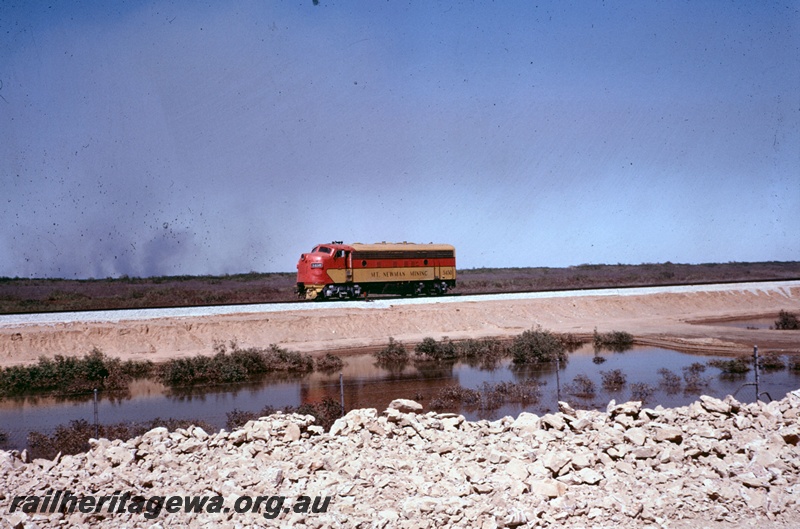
[1,282,799,368]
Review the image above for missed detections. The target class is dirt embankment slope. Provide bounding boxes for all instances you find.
[1,282,798,368]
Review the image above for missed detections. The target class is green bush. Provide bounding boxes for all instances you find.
[0,349,150,397]
[315,353,345,373]
[510,328,567,364]
[682,363,709,391]
[559,333,583,351]
[260,344,314,373]
[774,310,799,330]
[657,368,681,393]
[485,380,541,405]
[593,329,634,352]
[600,369,627,391]
[157,345,313,388]
[430,381,542,412]
[566,374,596,398]
[415,337,458,361]
[757,353,785,371]
[630,382,655,403]
[788,355,800,372]
[120,359,154,379]
[374,338,409,366]
[429,385,481,411]
[708,357,751,374]
[456,337,508,369]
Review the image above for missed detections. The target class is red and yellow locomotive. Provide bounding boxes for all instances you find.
[296,241,456,300]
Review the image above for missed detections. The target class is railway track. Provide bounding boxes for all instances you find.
[2,275,799,317]
[1,279,798,327]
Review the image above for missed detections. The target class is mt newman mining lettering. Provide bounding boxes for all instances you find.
[371,270,430,278]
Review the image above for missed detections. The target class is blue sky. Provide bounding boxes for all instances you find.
[1,1,798,278]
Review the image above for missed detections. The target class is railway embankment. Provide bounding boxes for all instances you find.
[3,391,800,528]
[1,281,799,368]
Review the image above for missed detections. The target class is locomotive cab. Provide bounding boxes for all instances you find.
[296,243,359,300]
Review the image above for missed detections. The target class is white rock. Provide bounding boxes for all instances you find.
[700,395,731,414]
[387,399,423,413]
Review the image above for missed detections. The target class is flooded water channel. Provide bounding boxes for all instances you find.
[2,344,799,451]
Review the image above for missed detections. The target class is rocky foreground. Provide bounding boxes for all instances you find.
[3,392,800,528]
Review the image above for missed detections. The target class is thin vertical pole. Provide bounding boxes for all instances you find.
[555,356,561,404]
[339,372,345,416]
[93,388,99,438]
[753,345,760,402]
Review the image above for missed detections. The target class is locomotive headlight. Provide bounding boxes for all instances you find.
[311,262,323,269]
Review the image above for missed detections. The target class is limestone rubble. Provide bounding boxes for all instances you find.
[2,391,800,528]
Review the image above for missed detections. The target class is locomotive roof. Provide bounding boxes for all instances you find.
[349,242,455,252]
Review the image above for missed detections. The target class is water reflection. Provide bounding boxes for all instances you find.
[1,344,798,451]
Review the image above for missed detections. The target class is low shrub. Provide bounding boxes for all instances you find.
[315,353,345,373]
[415,337,458,362]
[487,380,542,405]
[456,337,507,369]
[429,385,481,410]
[510,327,567,365]
[475,383,505,411]
[600,369,627,391]
[428,380,542,413]
[758,353,786,371]
[682,362,709,392]
[559,333,583,351]
[774,310,799,330]
[658,368,682,393]
[456,337,502,358]
[630,382,655,403]
[708,357,751,374]
[157,345,314,387]
[593,329,634,352]
[120,359,155,379]
[374,338,409,366]
[0,349,151,397]
[380,331,572,369]
[565,374,596,398]
[260,344,315,373]
[788,355,800,372]
[157,353,241,387]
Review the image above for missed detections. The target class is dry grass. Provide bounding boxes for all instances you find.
[1,262,797,313]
